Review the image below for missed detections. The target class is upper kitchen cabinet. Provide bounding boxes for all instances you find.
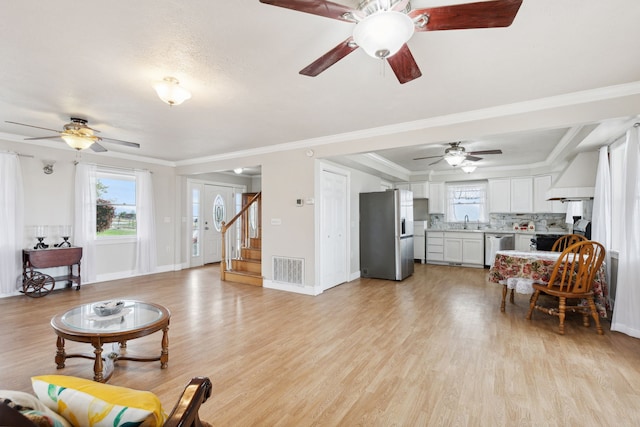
[533,175,567,213]
[510,177,533,213]
[410,182,429,199]
[428,182,445,213]
[488,179,511,213]
[488,177,533,213]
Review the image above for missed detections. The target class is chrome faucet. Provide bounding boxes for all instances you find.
[464,214,469,230]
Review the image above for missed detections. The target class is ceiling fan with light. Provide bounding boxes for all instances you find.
[413,141,502,166]
[259,0,523,84]
[5,118,140,152]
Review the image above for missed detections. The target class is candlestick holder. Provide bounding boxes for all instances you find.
[34,226,49,250]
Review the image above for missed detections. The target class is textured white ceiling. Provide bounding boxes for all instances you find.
[1,1,639,174]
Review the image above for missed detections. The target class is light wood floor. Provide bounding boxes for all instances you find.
[2,263,639,426]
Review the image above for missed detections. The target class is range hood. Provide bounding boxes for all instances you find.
[546,151,598,201]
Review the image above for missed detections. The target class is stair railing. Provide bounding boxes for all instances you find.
[220,192,261,280]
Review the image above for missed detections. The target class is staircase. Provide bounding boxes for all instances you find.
[221,192,262,286]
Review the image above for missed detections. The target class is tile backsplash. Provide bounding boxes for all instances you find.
[428,212,569,231]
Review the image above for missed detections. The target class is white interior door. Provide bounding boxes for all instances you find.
[320,169,348,290]
[203,185,234,264]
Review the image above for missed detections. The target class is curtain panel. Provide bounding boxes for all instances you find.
[73,163,97,284]
[592,146,612,290]
[135,170,157,274]
[611,127,640,338]
[0,153,24,294]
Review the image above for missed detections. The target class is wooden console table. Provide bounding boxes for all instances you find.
[22,247,82,297]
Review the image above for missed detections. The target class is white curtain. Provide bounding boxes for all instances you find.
[611,127,640,337]
[73,163,97,284]
[0,153,24,294]
[446,181,488,222]
[135,170,157,274]
[592,146,612,293]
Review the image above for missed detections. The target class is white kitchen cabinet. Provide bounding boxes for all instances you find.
[488,179,511,213]
[428,182,445,213]
[442,232,484,267]
[414,234,425,263]
[444,236,463,263]
[462,237,484,266]
[510,177,533,213]
[426,231,444,263]
[410,182,429,199]
[515,234,533,252]
[533,175,567,213]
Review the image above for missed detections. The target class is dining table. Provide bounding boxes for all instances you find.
[487,249,609,317]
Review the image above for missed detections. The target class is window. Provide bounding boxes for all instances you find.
[192,188,200,256]
[96,171,137,238]
[446,181,488,223]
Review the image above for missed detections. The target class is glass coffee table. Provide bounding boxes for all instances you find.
[51,300,170,382]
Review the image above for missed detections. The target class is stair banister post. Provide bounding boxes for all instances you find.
[220,220,227,280]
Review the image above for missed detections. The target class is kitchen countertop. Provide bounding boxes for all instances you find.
[426,228,569,235]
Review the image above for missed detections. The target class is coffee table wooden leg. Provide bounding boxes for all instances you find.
[160,326,169,369]
[93,344,104,382]
[55,336,66,369]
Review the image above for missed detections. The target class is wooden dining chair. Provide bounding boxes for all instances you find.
[551,233,587,252]
[526,240,605,335]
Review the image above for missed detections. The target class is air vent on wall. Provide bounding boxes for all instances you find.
[272,256,304,286]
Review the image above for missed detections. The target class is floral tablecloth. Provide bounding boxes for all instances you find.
[488,250,609,317]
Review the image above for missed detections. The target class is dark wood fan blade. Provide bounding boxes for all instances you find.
[259,0,355,22]
[89,142,108,152]
[300,37,359,76]
[465,155,482,162]
[24,135,62,141]
[102,137,140,149]
[5,121,60,133]
[409,0,522,32]
[387,44,422,84]
[467,149,502,155]
[429,157,444,166]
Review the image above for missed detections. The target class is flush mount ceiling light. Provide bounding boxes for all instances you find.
[152,76,192,106]
[461,162,477,173]
[233,168,243,174]
[353,10,415,59]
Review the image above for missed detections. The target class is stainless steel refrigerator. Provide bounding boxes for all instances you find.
[359,189,414,280]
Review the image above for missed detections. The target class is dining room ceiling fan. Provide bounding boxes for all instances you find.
[259,0,523,84]
[5,117,140,152]
[413,141,502,166]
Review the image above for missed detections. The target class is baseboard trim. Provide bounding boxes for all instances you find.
[263,279,321,296]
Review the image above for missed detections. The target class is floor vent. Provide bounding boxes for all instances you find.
[272,256,304,286]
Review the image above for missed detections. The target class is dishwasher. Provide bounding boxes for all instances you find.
[485,233,515,267]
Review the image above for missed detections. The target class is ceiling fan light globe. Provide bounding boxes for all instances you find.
[444,153,466,167]
[461,163,477,173]
[353,11,415,59]
[61,133,95,150]
[152,77,192,106]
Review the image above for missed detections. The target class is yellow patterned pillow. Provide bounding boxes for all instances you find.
[31,375,167,427]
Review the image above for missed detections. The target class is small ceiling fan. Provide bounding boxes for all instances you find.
[259,0,522,84]
[5,118,140,152]
[413,141,502,166]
